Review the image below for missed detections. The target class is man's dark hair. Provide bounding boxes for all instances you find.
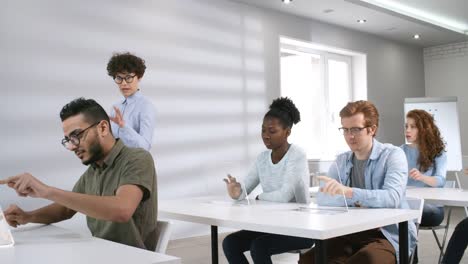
[60,98,110,126]
[106,52,146,79]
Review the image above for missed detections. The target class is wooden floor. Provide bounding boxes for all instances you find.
[166,207,468,264]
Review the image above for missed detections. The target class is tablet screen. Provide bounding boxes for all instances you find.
[0,207,15,247]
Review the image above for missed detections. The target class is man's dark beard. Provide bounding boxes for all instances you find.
[82,139,105,166]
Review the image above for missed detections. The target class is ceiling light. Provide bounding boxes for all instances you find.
[348,0,468,35]
[413,34,420,39]
[282,0,292,4]
[357,19,367,24]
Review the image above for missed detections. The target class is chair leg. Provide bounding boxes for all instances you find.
[409,254,414,264]
[438,208,452,263]
[432,229,442,249]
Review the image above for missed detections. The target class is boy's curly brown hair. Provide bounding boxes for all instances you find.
[106,52,146,79]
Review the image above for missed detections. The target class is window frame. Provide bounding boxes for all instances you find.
[279,46,354,160]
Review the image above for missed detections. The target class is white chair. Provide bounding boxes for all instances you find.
[418,180,456,263]
[155,220,172,254]
[406,197,425,264]
[407,197,425,227]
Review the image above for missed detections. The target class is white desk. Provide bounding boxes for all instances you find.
[0,224,180,264]
[407,187,468,207]
[160,196,419,264]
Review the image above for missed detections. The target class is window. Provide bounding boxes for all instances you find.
[280,38,365,160]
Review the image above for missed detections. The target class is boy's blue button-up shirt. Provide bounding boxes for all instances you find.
[317,139,417,262]
[110,91,156,151]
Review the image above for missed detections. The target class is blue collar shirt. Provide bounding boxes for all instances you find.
[317,139,417,261]
[110,90,156,151]
[400,144,447,188]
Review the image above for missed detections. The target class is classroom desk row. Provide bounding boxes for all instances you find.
[159,196,419,264]
[406,186,468,207]
[159,186,468,264]
[4,187,466,264]
[0,224,180,264]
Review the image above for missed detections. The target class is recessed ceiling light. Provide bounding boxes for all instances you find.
[282,0,292,4]
[357,19,367,24]
[350,0,468,35]
[413,34,420,39]
[323,9,334,13]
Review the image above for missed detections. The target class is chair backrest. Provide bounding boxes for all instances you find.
[444,180,456,189]
[155,220,172,254]
[406,197,425,225]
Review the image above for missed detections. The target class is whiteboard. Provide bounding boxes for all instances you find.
[404,97,462,171]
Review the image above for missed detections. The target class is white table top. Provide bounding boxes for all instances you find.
[160,196,420,240]
[0,224,180,264]
[406,187,468,207]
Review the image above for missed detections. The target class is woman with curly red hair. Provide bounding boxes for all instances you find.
[401,109,447,263]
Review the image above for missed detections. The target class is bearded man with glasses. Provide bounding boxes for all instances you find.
[0,98,158,251]
[107,52,156,151]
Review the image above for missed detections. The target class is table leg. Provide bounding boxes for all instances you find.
[399,221,409,264]
[211,225,218,264]
[314,239,327,264]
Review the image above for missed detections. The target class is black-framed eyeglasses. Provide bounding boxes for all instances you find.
[338,126,369,136]
[61,122,100,149]
[114,74,136,84]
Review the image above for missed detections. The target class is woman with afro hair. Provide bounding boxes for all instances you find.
[222,97,314,264]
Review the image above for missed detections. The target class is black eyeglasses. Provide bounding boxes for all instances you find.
[61,122,100,149]
[338,127,369,136]
[114,74,136,84]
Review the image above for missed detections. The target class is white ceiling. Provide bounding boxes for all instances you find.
[230,0,468,47]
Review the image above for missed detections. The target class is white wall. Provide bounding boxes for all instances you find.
[0,0,424,238]
[261,12,425,144]
[424,41,468,153]
[424,41,468,186]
